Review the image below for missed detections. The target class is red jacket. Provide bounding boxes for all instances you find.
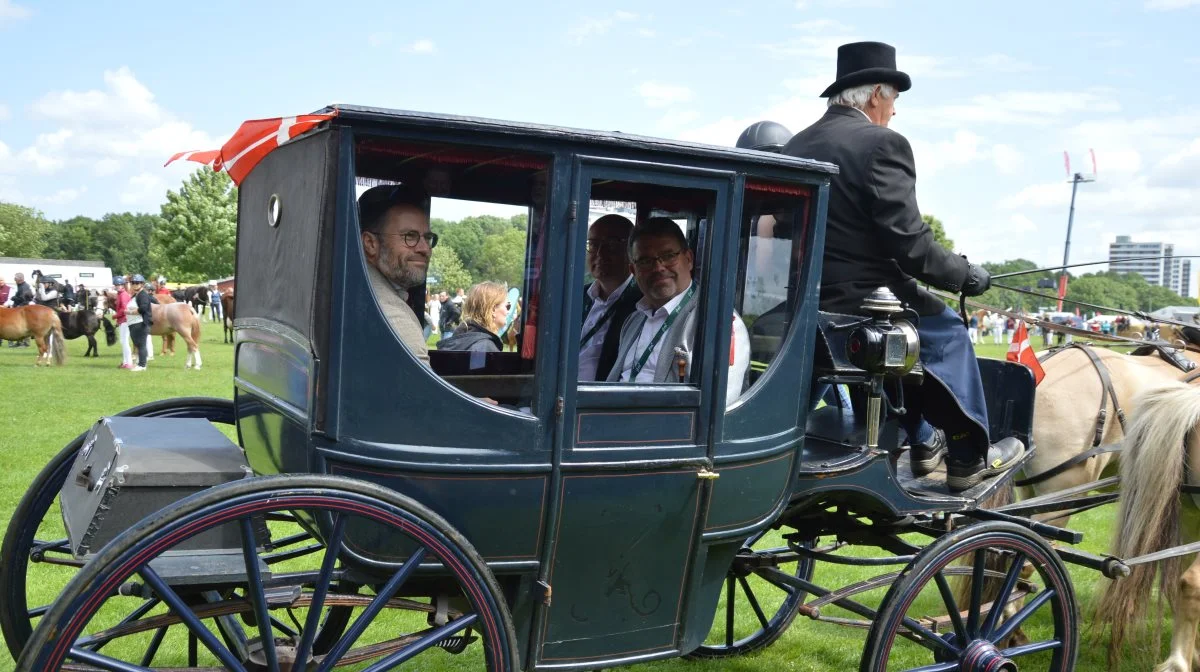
[115,289,131,326]
[0,283,10,304]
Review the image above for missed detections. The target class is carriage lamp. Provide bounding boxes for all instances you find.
[847,287,920,376]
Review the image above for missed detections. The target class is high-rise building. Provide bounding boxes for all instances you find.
[1108,237,1193,297]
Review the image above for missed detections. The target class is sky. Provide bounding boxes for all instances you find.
[1,0,1198,294]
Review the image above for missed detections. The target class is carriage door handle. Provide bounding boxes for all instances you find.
[696,468,720,480]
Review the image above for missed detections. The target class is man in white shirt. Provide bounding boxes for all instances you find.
[607,218,750,404]
[578,214,642,381]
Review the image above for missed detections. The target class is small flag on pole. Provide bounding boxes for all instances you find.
[163,111,338,186]
[1006,322,1045,385]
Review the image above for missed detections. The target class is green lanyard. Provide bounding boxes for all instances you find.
[628,284,696,381]
[581,282,632,348]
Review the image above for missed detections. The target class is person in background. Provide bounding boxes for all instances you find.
[126,275,154,371]
[113,277,134,369]
[427,291,441,337]
[35,276,59,308]
[437,282,509,353]
[967,313,979,344]
[579,214,642,381]
[7,273,34,346]
[209,282,222,322]
[0,276,10,307]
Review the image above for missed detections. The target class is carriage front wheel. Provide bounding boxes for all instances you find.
[860,521,1077,672]
[17,474,520,671]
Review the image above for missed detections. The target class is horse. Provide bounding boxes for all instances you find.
[170,285,210,315]
[221,291,235,344]
[0,305,66,366]
[148,302,203,369]
[1097,384,1200,672]
[56,310,116,357]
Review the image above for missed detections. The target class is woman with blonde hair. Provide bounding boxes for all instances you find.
[437,281,509,353]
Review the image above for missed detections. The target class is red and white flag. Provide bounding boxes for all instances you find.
[164,111,338,185]
[1006,322,1045,385]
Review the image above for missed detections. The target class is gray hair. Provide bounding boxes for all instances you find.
[829,83,897,111]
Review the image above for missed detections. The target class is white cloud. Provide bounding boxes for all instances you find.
[1009,214,1037,234]
[120,172,167,207]
[992,143,1024,174]
[1146,0,1200,9]
[910,130,983,177]
[406,39,435,54]
[12,67,219,176]
[908,90,1121,128]
[94,158,122,176]
[568,11,638,44]
[637,28,656,38]
[39,186,87,206]
[0,0,30,23]
[637,81,694,109]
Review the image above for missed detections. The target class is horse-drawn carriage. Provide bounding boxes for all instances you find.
[7,105,1187,672]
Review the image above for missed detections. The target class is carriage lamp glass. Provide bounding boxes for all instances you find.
[267,193,282,227]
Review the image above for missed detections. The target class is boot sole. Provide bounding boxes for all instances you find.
[909,450,947,477]
[947,446,1027,493]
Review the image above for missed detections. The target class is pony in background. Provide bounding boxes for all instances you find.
[149,302,203,369]
[0,305,66,365]
[56,310,116,357]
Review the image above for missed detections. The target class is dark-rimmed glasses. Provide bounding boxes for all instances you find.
[632,249,684,270]
[371,230,439,249]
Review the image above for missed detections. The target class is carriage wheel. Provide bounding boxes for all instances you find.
[859,521,1077,672]
[17,474,520,671]
[0,397,242,660]
[687,531,814,659]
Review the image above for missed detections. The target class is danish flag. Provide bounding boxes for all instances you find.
[165,111,338,185]
[1006,322,1045,385]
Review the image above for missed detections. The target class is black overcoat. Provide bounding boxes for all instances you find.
[783,105,969,316]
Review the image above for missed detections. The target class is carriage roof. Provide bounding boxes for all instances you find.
[324,104,840,176]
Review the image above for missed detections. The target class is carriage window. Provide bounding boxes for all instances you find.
[577,178,740,397]
[354,137,549,413]
[730,179,811,404]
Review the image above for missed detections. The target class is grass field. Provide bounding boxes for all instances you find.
[0,322,1167,670]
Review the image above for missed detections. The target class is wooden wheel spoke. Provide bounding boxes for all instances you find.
[992,589,1056,644]
[982,552,1026,638]
[931,571,966,644]
[966,549,986,637]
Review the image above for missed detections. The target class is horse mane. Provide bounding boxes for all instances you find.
[1183,325,1200,349]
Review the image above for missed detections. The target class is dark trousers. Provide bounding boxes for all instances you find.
[902,306,991,464]
[129,322,148,367]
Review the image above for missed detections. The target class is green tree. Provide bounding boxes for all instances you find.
[476,228,527,287]
[43,216,99,261]
[427,242,472,294]
[1065,273,1139,312]
[922,214,954,252]
[95,212,158,275]
[0,202,50,258]
[432,217,485,275]
[150,169,237,282]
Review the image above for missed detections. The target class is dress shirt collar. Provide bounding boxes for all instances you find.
[635,281,694,319]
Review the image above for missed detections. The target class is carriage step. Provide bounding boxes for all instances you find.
[895,446,1036,504]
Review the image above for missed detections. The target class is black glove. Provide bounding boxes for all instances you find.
[961,262,991,297]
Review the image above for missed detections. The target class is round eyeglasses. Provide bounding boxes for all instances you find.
[372,230,439,249]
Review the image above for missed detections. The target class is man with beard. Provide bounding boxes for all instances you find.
[608,218,749,403]
[358,184,437,366]
[579,214,642,381]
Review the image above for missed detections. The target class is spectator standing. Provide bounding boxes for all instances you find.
[125,275,153,371]
[967,313,978,344]
[113,277,134,369]
[439,291,460,333]
[428,293,441,336]
[8,273,33,347]
[1005,317,1014,344]
[991,313,1002,345]
[0,276,10,306]
[209,283,222,322]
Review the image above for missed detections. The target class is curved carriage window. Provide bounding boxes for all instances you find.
[578,179,737,396]
[730,179,811,402]
[354,137,549,413]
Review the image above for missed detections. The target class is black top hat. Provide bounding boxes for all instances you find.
[820,41,912,98]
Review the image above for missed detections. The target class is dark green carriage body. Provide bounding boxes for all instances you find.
[231,106,837,669]
[229,106,1038,670]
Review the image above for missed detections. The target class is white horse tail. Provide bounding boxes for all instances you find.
[1097,383,1200,659]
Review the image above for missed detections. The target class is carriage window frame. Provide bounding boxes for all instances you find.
[350,135,553,415]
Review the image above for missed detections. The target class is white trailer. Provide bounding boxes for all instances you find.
[0,257,114,290]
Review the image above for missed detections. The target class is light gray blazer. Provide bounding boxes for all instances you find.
[606,291,700,383]
[366,263,429,366]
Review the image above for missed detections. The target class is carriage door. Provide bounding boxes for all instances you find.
[535,159,734,666]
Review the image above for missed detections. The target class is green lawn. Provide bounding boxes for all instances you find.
[0,324,1168,670]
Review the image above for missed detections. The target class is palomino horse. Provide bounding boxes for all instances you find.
[1097,384,1200,672]
[149,302,203,369]
[0,305,66,365]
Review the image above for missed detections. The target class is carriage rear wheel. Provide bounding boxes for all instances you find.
[16,474,520,671]
[687,531,814,659]
[859,521,1077,672]
[0,397,246,661]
